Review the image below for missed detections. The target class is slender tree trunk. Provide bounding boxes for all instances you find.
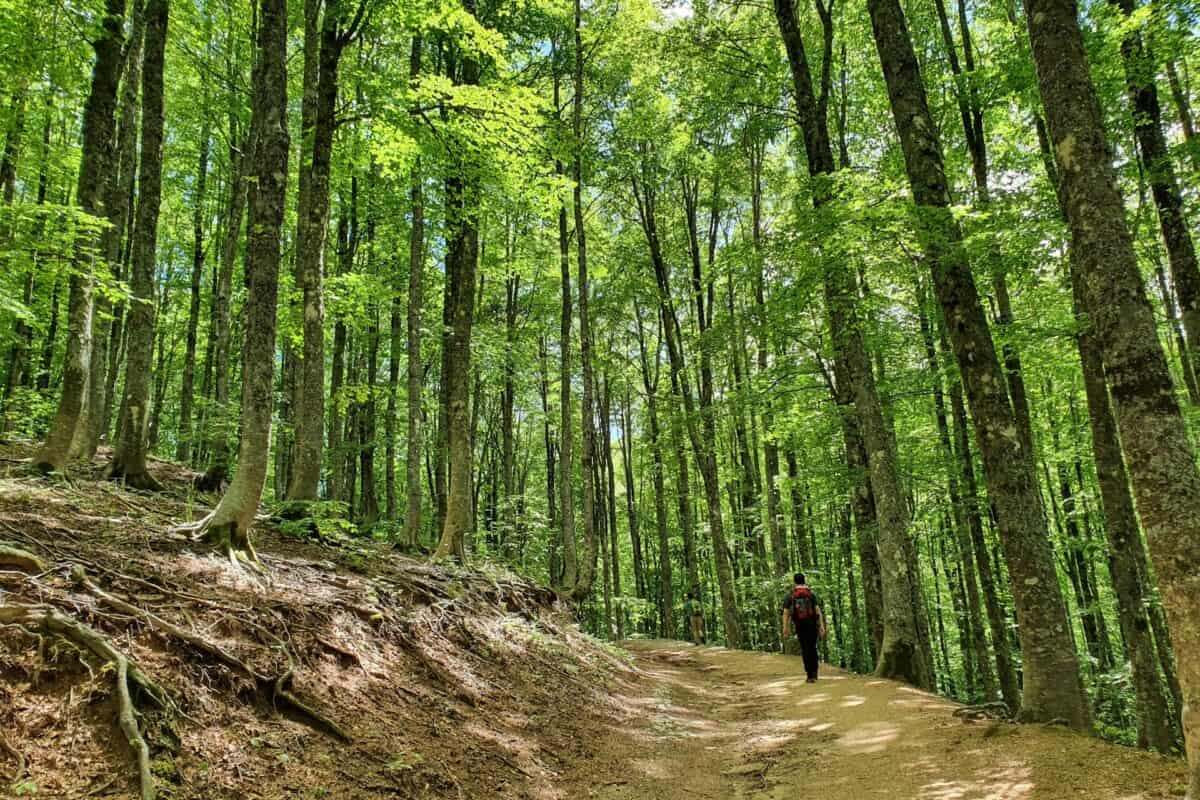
[866,0,1089,727]
[37,280,60,393]
[555,63,577,588]
[192,0,287,558]
[602,374,624,638]
[109,0,167,491]
[402,84,425,547]
[1154,263,1200,405]
[1110,0,1200,399]
[290,0,354,502]
[82,0,146,460]
[100,8,146,446]
[774,0,928,685]
[177,122,209,463]
[1165,59,1200,173]
[1026,0,1200,777]
[916,272,997,701]
[196,124,245,493]
[433,2,481,560]
[34,0,127,473]
[501,268,519,554]
[635,307,672,636]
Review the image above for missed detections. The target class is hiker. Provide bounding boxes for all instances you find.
[683,593,705,645]
[781,573,826,683]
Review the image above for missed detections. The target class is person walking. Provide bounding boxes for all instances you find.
[782,573,826,682]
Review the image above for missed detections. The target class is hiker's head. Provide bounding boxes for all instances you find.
[794,573,806,586]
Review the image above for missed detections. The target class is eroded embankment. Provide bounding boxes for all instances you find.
[0,442,640,800]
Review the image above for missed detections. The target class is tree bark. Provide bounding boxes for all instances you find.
[177,120,210,464]
[290,0,357,502]
[109,0,167,491]
[1025,0,1200,780]
[196,123,245,493]
[433,1,481,561]
[570,0,599,601]
[866,0,1089,727]
[192,0,288,558]
[34,0,127,473]
[1110,0,1200,403]
[916,270,997,701]
[774,0,928,685]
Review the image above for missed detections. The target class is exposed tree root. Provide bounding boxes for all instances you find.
[73,565,350,742]
[0,545,44,573]
[107,465,164,493]
[0,603,164,800]
[175,513,262,574]
[273,659,351,741]
[0,734,26,781]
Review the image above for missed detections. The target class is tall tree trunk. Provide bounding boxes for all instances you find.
[502,267,519,554]
[916,271,997,701]
[555,65,577,589]
[1110,0,1200,399]
[34,0,127,473]
[748,140,786,575]
[774,0,928,685]
[100,7,146,446]
[1165,59,1200,173]
[635,309,672,636]
[192,0,288,558]
[634,174,741,648]
[196,124,245,493]
[290,0,358,502]
[602,374,623,638]
[866,0,1089,727]
[944,327,1021,712]
[82,0,146,460]
[1025,0,1200,777]
[177,120,210,463]
[402,95,425,546]
[109,0,167,491]
[570,0,599,601]
[433,2,481,560]
[620,388,646,602]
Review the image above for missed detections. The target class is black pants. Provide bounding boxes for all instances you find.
[795,622,820,680]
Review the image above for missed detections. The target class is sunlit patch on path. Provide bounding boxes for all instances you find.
[566,639,1188,800]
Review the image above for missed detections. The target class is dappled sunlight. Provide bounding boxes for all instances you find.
[837,722,900,754]
[840,694,867,707]
[918,763,1034,800]
[797,692,832,706]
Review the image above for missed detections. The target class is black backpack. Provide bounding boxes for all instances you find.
[791,586,816,624]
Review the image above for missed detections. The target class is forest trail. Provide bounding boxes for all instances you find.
[563,640,1187,800]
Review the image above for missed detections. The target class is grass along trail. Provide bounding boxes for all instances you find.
[560,640,1187,800]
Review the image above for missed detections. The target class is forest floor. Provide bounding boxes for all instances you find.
[563,640,1189,800]
[0,441,1190,799]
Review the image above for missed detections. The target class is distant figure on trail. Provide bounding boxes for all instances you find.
[683,593,705,645]
[781,573,826,683]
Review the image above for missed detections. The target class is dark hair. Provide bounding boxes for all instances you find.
[794,573,806,585]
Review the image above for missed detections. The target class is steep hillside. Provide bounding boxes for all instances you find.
[0,443,632,799]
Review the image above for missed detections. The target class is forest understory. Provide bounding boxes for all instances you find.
[0,442,1189,800]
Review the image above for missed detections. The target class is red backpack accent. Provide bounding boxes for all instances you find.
[791,586,816,624]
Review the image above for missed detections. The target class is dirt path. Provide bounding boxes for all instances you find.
[560,639,1187,800]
